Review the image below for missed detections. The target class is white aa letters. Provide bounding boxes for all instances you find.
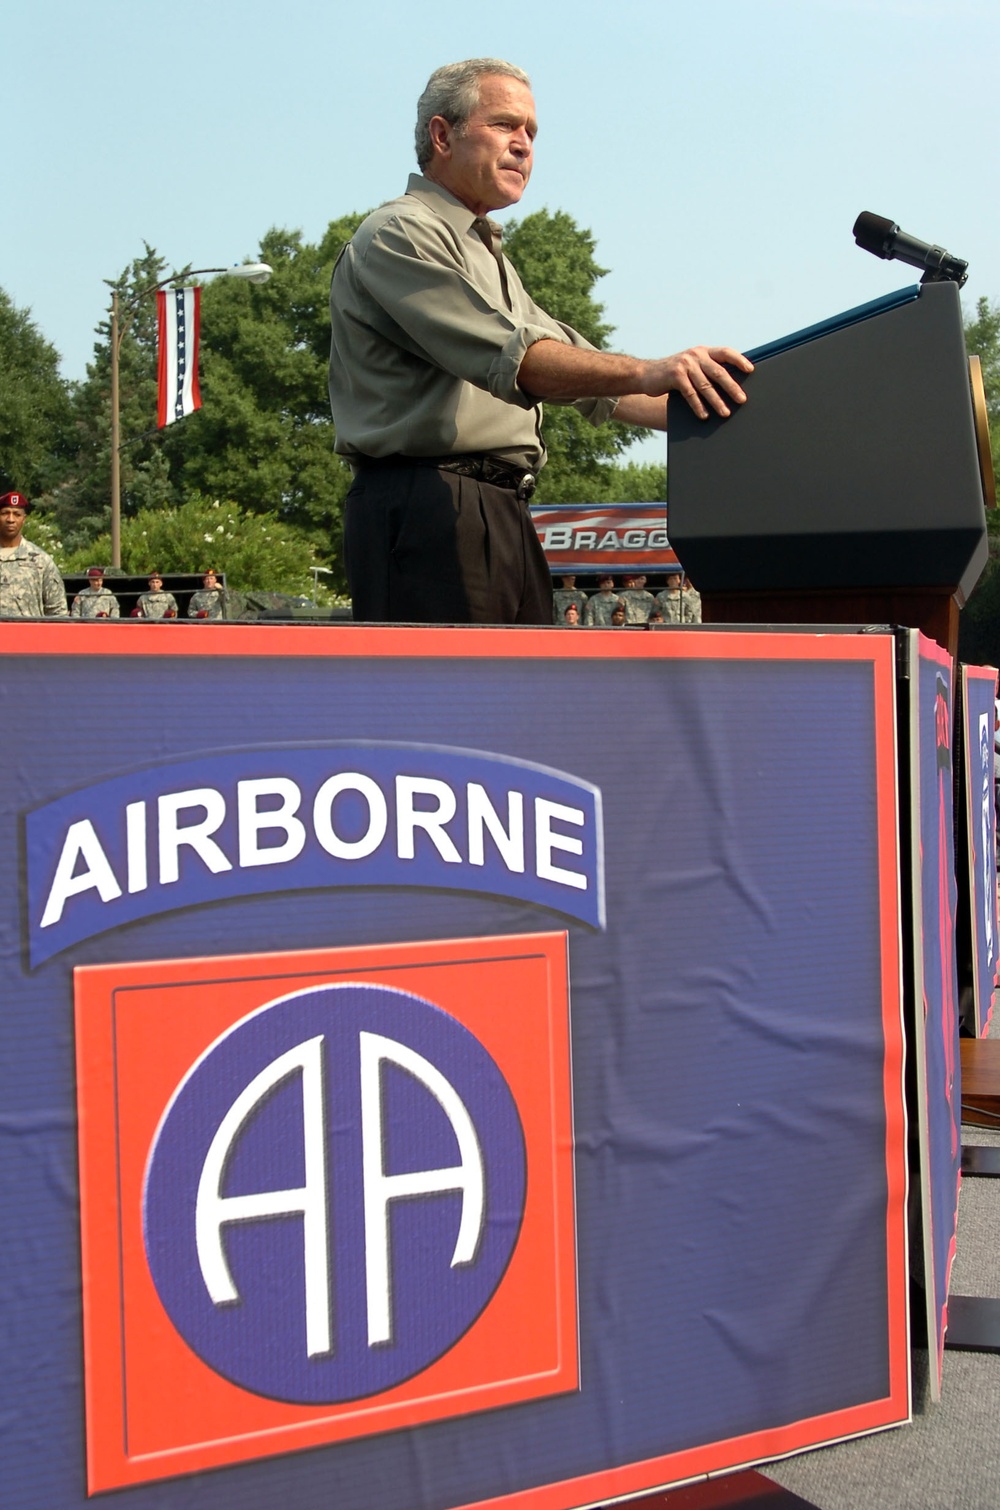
[360,1031,484,1346]
[196,1036,332,1357]
[194,1030,485,1356]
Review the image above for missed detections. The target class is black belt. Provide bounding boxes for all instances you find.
[356,453,538,500]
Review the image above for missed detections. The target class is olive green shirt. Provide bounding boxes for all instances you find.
[71,586,120,619]
[329,174,617,471]
[0,539,69,618]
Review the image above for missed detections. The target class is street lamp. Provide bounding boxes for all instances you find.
[109,262,273,568]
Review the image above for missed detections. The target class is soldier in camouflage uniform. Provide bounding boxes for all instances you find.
[682,576,702,624]
[551,575,589,625]
[72,567,120,618]
[619,573,655,625]
[134,571,179,619]
[188,569,225,619]
[0,491,68,618]
[584,575,623,627]
[653,571,684,623]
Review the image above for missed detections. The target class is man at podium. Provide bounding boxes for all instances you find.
[329,57,752,626]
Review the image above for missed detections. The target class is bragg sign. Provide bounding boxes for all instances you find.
[529,503,678,572]
[74,933,577,1492]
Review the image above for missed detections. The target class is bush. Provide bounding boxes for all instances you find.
[60,494,323,594]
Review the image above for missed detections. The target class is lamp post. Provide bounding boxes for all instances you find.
[109,262,272,568]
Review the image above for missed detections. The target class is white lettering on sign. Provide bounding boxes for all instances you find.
[396,776,462,864]
[359,1031,485,1347]
[467,783,525,872]
[195,1035,333,1358]
[535,799,587,890]
[159,788,232,885]
[313,772,389,859]
[39,819,123,927]
[126,800,147,893]
[39,776,589,928]
[238,778,307,868]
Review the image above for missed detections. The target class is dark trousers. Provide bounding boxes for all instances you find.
[343,465,551,625]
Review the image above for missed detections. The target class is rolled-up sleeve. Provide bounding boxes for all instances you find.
[489,320,617,426]
[356,217,567,407]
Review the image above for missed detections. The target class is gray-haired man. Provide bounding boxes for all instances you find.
[329,58,751,626]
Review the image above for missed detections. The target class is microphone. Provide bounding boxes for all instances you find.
[853,211,968,286]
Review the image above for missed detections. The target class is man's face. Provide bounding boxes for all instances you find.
[0,505,27,546]
[203,573,218,590]
[149,577,162,591]
[430,74,536,216]
[89,574,104,592]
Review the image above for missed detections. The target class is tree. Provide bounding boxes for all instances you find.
[0,288,75,498]
[163,219,366,576]
[61,493,324,595]
[53,232,362,585]
[965,295,1000,480]
[502,210,657,502]
[611,460,667,501]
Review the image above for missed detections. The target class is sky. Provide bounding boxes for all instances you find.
[5,0,999,464]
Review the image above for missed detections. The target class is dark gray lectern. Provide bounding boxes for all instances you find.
[667,281,992,654]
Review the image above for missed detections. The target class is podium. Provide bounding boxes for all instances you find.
[667,281,993,654]
[1,619,912,1508]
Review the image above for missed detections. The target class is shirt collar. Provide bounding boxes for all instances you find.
[404,173,501,242]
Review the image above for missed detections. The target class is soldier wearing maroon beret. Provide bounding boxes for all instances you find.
[133,571,179,619]
[0,491,69,618]
[71,566,120,619]
[187,569,225,620]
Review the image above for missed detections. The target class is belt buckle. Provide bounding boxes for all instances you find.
[517,471,536,501]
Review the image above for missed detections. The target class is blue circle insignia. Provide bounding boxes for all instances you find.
[143,983,526,1403]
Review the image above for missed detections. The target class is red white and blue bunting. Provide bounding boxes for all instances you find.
[156,286,201,427]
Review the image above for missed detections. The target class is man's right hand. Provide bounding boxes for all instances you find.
[639,346,753,420]
[518,338,753,421]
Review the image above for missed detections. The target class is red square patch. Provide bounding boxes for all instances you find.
[74,932,577,1492]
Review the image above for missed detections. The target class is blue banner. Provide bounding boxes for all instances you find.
[961,665,998,1036]
[913,636,962,1393]
[0,624,909,1510]
[26,743,605,965]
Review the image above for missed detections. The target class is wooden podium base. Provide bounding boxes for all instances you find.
[702,589,960,658]
[960,1037,1000,1129]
